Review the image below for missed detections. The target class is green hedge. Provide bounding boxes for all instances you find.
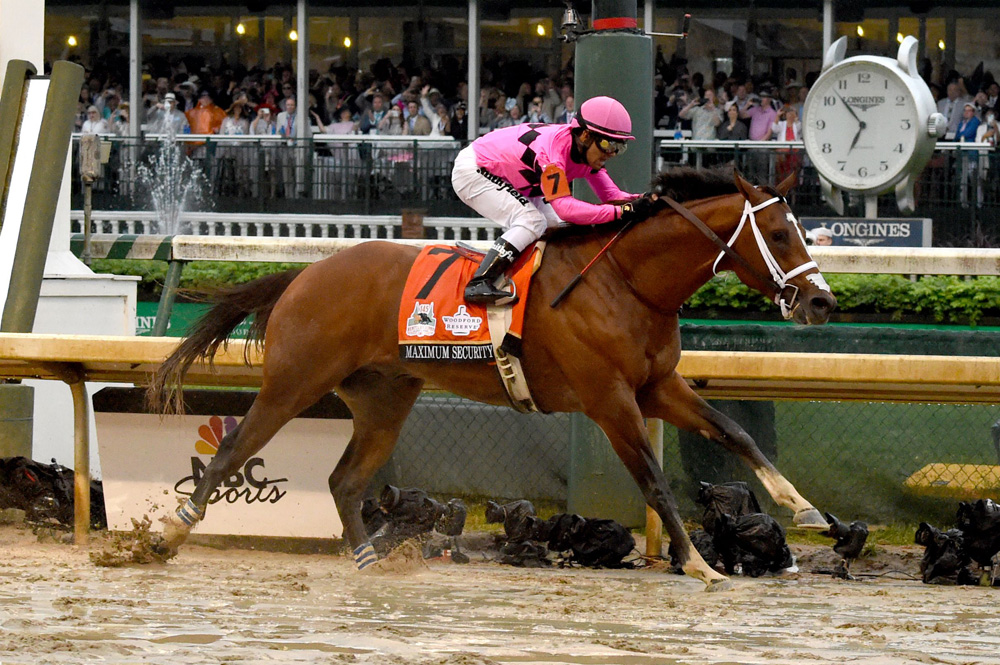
[92,260,1000,326]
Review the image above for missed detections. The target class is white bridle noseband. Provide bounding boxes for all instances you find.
[710,197,819,319]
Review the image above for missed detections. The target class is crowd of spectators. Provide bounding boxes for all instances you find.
[72,46,1000,148]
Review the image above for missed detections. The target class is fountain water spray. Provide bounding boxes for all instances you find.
[136,122,210,234]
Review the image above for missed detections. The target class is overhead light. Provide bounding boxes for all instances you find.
[343,37,351,48]
[856,25,864,37]
[289,29,298,41]
[67,35,78,47]
[236,23,246,36]
[896,32,904,43]
[938,38,946,50]
[536,24,546,37]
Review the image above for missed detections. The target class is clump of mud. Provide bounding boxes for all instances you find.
[363,539,429,575]
[90,516,172,567]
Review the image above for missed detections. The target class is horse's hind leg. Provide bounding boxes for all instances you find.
[161,385,319,552]
[640,372,828,530]
[329,370,424,570]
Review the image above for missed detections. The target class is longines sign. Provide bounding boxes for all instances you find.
[800,217,932,247]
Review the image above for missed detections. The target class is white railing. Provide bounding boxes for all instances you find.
[70,210,496,239]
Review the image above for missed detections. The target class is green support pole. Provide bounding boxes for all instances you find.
[1,61,85,333]
[152,260,184,337]
[566,1,653,525]
[573,6,653,196]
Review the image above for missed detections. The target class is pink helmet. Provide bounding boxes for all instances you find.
[573,96,635,141]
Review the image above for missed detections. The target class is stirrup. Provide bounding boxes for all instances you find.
[464,279,517,306]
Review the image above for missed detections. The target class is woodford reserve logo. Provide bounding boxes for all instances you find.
[173,415,288,505]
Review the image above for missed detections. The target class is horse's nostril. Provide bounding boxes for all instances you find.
[811,294,835,313]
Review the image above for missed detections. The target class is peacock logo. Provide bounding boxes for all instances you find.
[173,415,288,505]
[195,415,238,455]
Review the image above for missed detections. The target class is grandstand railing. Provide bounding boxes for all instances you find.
[70,133,1000,246]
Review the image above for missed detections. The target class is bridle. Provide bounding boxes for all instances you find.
[663,194,817,320]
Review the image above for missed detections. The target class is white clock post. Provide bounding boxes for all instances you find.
[802,36,947,219]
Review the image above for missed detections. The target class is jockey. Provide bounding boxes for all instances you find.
[452,95,654,304]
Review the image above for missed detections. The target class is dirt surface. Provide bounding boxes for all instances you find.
[1,521,998,665]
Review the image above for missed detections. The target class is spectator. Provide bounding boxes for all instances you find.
[249,106,275,135]
[276,97,298,138]
[938,81,972,140]
[418,85,445,123]
[741,90,778,141]
[148,92,190,135]
[404,99,431,135]
[81,105,110,134]
[449,102,469,141]
[358,92,388,134]
[186,89,226,136]
[429,104,451,137]
[772,105,802,181]
[220,98,251,136]
[717,102,748,140]
[679,88,722,140]
[508,103,525,126]
[555,94,575,124]
[812,227,833,246]
[955,102,981,142]
[110,102,130,137]
[217,99,250,196]
[275,97,299,196]
[378,105,405,135]
[313,106,358,135]
[525,96,551,124]
[490,98,515,131]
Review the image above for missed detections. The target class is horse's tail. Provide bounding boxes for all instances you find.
[146,268,304,414]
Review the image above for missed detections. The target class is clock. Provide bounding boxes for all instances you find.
[802,36,947,214]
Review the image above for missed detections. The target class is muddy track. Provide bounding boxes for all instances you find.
[1,522,997,665]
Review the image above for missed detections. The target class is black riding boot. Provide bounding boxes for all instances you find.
[464,240,521,305]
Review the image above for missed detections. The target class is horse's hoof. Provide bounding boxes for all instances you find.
[159,513,192,553]
[704,577,733,592]
[793,508,830,531]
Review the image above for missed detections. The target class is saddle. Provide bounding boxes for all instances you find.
[397,242,544,412]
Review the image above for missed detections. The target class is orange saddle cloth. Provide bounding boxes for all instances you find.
[398,244,540,362]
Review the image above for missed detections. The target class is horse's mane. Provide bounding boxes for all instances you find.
[549,164,740,241]
[649,164,739,202]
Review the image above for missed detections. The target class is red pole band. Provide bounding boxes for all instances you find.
[593,17,638,30]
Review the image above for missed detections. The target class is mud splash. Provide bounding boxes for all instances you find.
[89,516,171,567]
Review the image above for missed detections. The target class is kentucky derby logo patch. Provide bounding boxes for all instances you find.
[442,305,483,336]
[405,302,437,337]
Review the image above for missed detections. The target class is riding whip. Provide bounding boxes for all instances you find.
[550,217,640,308]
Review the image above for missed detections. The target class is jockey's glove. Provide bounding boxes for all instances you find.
[618,196,656,224]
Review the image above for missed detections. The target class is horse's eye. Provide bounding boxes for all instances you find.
[770,230,787,243]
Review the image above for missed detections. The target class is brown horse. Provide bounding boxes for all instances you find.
[149,168,837,590]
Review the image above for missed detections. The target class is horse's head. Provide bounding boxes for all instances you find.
[725,171,837,325]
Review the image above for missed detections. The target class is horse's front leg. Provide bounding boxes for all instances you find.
[585,387,731,591]
[638,371,828,530]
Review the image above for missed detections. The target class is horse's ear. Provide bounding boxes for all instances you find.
[776,171,798,196]
[733,170,756,200]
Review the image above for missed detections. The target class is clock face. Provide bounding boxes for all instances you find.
[803,60,919,192]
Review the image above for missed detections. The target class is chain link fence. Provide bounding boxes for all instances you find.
[377,394,1000,527]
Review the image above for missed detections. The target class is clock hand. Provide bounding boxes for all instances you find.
[835,91,862,125]
[848,125,863,153]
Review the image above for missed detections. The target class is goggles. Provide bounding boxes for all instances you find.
[592,134,628,156]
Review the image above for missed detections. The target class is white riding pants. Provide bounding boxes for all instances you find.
[451,145,563,252]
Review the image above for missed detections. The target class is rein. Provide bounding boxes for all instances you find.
[663,195,817,320]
